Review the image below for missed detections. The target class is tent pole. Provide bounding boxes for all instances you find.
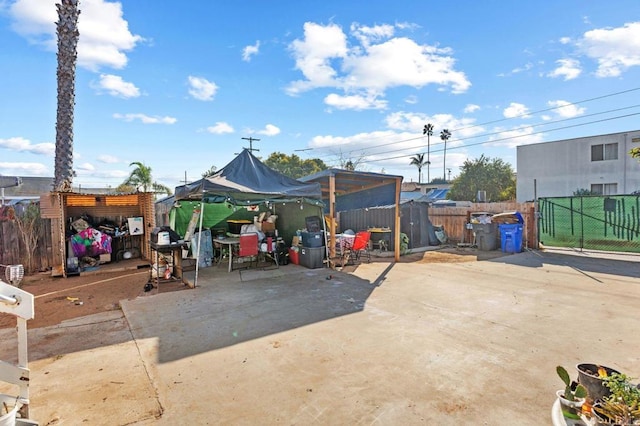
[194,197,205,288]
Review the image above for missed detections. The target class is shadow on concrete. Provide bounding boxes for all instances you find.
[484,249,640,280]
[121,263,383,363]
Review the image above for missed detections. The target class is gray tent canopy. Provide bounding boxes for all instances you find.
[174,149,322,205]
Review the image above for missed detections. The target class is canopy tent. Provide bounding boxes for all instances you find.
[174,149,322,204]
[172,150,324,286]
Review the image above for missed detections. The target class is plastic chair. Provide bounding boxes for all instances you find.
[342,231,371,266]
[233,233,259,270]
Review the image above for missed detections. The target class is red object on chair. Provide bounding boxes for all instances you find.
[341,231,371,266]
[235,233,259,269]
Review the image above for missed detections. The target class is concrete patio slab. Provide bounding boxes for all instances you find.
[2,249,639,425]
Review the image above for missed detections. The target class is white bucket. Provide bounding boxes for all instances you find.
[0,394,19,426]
[157,231,170,245]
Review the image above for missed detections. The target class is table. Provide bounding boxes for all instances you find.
[368,228,392,251]
[213,237,239,273]
[149,240,188,288]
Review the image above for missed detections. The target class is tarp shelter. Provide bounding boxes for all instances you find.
[299,169,403,261]
[173,150,324,284]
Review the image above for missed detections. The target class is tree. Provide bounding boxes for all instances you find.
[123,162,172,195]
[630,147,640,160]
[201,165,217,178]
[53,0,80,192]
[409,153,428,183]
[422,123,434,182]
[573,188,596,196]
[448,155,516,202]
[264,152,327,178]
[440,129,451,182]
[10,203,43,276]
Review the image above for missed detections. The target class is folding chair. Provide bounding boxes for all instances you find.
[260,236,279,269]
[342,231,371,266]
[233,233,259,270]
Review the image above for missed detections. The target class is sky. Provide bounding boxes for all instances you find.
[1,1,640,191]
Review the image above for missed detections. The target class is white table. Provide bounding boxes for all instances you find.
[213,237,239,273]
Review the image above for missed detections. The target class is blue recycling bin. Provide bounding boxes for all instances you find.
[499,223,523,253]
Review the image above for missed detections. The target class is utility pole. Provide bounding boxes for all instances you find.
[241,136,261,153]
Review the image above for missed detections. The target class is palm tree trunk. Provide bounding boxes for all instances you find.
[54,0,80,192]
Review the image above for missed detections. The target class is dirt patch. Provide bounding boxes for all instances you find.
[415,247,509,263]
[0,263,190,330]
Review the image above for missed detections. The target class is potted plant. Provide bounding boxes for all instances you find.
[592,372,640,425]
[577,363,621,402]
[557,365,588,425]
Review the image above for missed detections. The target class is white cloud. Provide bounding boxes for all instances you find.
[187,76,218,101]
[503,102,531,119]
[257,124,281,136]
[547,100,586,118]
[350,22,395,47]
[578,21,640,77]
[76,162,95,171]
[113,113,177,124]
[511,62,533,74]
[97,154,119,163]
[464,104,480,113]
[286,21,470,106]
[0,136,55,156]
[9,0,143,71]
[0,162,49,175]
[559,37,572,45]
[93,74,140,98]
[206,122,234,134]
[404,95,418,105]
[547,58,582,80]
[485,125,545,148]
[384,111,483,139]
[324,93,387,110]
[242,41,260,62]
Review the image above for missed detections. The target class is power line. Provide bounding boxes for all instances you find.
[297,86,640,161]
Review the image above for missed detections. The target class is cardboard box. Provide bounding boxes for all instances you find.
[128,217,144,235]
[262,222,276,232]
[99,253,111,264]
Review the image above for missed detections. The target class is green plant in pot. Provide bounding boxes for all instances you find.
[592,372,640,425]
[557,365,588,423]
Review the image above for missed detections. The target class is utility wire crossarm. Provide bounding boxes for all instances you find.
[241,137,261,153]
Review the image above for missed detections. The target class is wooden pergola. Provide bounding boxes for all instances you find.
[299,169,403,261]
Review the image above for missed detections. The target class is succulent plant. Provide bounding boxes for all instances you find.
[557,365,588,401]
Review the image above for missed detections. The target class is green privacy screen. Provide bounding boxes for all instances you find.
[538,195,640,253]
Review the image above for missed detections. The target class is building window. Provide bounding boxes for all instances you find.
[591,143,618,161]
[590,183,617,195]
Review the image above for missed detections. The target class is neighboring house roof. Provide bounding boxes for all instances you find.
[1,176,54,196]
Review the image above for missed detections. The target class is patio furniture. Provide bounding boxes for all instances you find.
[341,231,371,266]
[232,233,259,271]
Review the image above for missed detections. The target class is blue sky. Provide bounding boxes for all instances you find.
[1,0,640,190]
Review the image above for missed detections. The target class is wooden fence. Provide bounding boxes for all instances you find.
[428,202,536,248]
[0,217,52,273]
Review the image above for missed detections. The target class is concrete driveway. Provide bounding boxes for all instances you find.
[2,249,639,425]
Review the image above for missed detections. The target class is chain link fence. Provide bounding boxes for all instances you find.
[538,195,640,253]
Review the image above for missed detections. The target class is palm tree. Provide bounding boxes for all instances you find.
[409,153,428,183]
[422,123,434,183]
[53,0,80,192]
[440,129,451,181]
[124,162,172,195]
